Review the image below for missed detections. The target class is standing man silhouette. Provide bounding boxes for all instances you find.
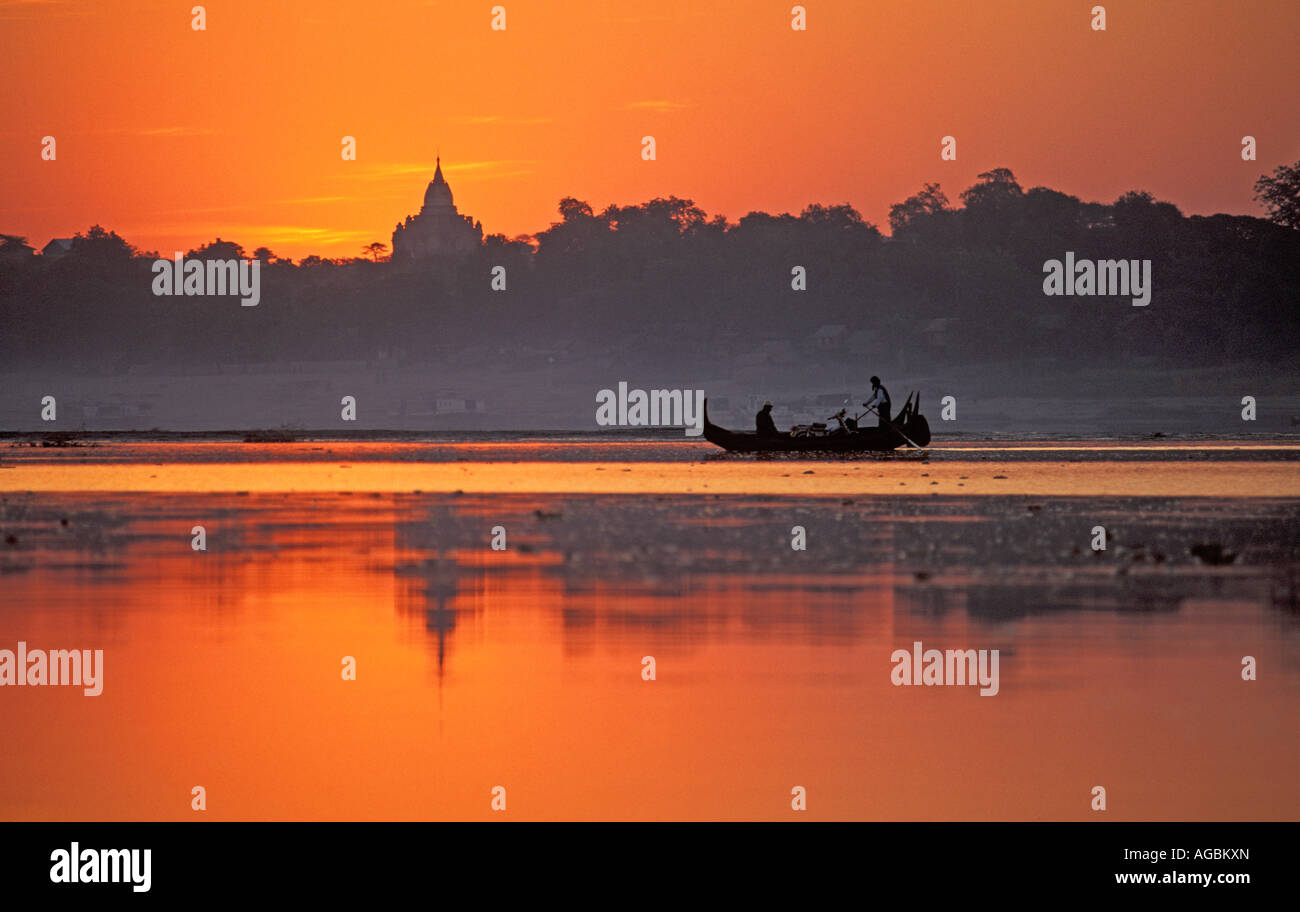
[863,376,891,427]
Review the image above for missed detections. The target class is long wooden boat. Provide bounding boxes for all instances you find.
[702,396,932,454]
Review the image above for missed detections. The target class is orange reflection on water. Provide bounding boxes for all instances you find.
[3,458,1298,497]
[0,489,1297,820]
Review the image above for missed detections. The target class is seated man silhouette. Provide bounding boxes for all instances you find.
[755,401,781,437]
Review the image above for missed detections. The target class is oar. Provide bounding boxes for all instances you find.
[864,406,925,450]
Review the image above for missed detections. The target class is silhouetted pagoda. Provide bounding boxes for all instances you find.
[391,157,483,261]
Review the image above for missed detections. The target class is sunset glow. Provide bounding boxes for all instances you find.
[3,0,1298,259]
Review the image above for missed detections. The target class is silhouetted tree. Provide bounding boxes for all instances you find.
[1111,191,1184,251]
[3,176,1298,377]
[71,225,136,262]
[800,203,876,234]
[1254,159,1300,229]
[187,238,246,260]
[960,168,1022,208]
[889,182,951,238]
[0,235,34,258]
[558,197,594,221]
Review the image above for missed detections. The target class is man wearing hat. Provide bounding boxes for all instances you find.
[863,376,891,427]
[755,400,780,437]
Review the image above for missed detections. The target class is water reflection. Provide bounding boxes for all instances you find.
[4,493,1297,670]
[1,490,1297,819]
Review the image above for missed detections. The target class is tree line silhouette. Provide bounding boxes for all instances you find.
[1,164,1297,377]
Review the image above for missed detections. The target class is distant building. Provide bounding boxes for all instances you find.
[923,317,959,348]
[434,396,485,415]
[810,324,848,350]
[845,329,874,350]
[41,238,74,259]
[391,158,484,261]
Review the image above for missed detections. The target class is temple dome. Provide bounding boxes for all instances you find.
[422,157,454,210]
[392,155,484,261]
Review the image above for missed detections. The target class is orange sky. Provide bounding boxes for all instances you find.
[2,0,1297,260]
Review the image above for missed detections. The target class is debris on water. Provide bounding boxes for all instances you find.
[1027,504,1042,512]
[60,517,69,526]
[243,429,296,443]
[4,534,16,546]
[802,470,814,475]
[535,509,562,520]
[993,475,1008,479]
[1271,570,1298,611]
[36,432,92,448]
[915,571,931,581]
[841,499,853,505]
[1190,543,1237,565]
[1121,543,1165,564]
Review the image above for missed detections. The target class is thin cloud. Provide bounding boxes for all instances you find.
[344,160,534,183]
[145,224,373,247]
[349,162,436,181]
[276,195,351,205]
[143,196,356,217]
[229,225,374,245]
[137,126,218,137]
[452,115,555,126]
[442,160,535,181]
[595,10,712,24]
[0,0,98,19]
[78,126,219,138]
[627,100,690,114]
